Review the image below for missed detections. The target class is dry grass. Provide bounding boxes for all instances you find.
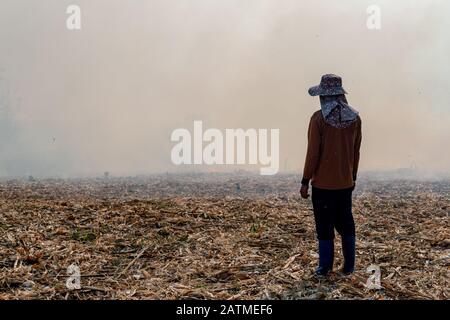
[0,174,448,300]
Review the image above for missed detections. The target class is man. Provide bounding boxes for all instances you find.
[300,74,362,276]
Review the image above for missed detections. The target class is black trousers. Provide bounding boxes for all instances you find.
[311,186,355,240]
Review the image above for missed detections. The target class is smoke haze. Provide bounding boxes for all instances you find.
[1,0,449,177]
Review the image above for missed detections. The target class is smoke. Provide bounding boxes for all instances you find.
[0,0,449,177]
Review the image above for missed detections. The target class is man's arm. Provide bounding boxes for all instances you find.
[302,115,321,186]
[352,117,362,182]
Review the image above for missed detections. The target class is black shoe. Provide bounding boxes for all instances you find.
[315,266,330,277]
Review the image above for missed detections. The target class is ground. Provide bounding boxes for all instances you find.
[0,173,448,300]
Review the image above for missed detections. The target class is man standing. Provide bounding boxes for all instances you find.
[300,74,362,276]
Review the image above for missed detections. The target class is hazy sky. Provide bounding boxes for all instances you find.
[0,0,449,177]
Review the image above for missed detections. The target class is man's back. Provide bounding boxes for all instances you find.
[303,110,362,190]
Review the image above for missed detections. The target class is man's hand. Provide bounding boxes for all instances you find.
[351,181,356,192]
[300,184,310,199]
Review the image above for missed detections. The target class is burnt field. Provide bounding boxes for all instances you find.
[0,173,448,300]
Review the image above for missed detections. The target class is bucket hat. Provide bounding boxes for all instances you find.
[308,74,347,96]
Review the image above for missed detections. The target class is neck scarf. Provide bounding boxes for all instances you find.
[319,95,359,128]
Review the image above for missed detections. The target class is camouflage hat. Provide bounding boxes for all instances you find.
[308,74,348,96]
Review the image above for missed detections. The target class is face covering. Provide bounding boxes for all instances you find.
[319,94,359,128]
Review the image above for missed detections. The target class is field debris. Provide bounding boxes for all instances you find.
[0,173,448,300]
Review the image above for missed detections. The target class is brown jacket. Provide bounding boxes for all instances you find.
[302,110,362,190]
